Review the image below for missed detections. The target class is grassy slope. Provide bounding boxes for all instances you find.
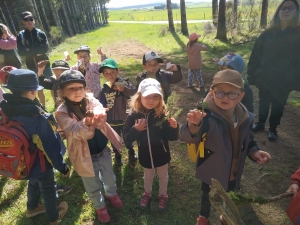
[0,22,295,225]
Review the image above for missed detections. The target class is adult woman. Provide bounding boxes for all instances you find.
[0,23,21,68]
[247,0,300,141]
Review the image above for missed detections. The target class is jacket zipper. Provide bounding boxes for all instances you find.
[161,140,167,152]
[145,112,154,168]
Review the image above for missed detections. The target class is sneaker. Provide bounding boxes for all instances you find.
[139,192,152,209]
[104,193,123,209]
[157,194,168,213]
[196,216,209,225]
[188,84,196,88]
[252,122,265,132]
[268,128,277,141]
[56,184,72,195]
[219,215,228,225]
[96,206,110,223]
[26,203,46,218]
[128,149,137,168]
[49,201,68,225]
[114,154,123,166]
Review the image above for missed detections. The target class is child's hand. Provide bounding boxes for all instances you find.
[134,118,147,131]
[65,55,71,61]
[37,61,47,77]
[212,57,219,63]
[97,47,104,56]
[168,118,178,128]
[286,184,300,196]
[169,64,178,72]
[187,109,207,125]
[113,85,125,92]
[250,150,271,165]
[93,113,107,126]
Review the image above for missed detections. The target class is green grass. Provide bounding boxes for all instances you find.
[0,22,296,224]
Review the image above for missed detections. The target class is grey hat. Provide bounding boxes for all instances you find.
[74,45,90,54]
[142,51,163,65]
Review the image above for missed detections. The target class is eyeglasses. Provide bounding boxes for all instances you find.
[280,6,296,12]
[23,17,34,22]
[67,87,85,92]
[214,90,240,100]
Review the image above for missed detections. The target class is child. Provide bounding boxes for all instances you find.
[37,60,70,108]
[99,58,137,167]
[123,78,179,212]
[55,70,123,223]
[179,70,271,225]
[66,45,106,99]
[213,52,254,112]
[186,32,207,88]
[0,69,69,225]
[0,66,17,101]
[137,51,183,102]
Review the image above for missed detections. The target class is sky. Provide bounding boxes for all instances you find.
[107,0,206,8]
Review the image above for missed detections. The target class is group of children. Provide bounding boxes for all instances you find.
[0,31,299,225]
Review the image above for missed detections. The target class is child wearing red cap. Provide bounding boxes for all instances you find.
[186,32,207,89]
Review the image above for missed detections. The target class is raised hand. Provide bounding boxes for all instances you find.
[187,109,207,125]
[134,118,147,131]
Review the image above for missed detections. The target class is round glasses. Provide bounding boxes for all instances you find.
[214,90,240,100]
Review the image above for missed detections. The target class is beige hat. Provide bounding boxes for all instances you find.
[211,69,244,90]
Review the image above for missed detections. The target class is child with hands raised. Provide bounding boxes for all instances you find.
[180,70,271,225]
[55,70,123,224]
[124,78,179,213]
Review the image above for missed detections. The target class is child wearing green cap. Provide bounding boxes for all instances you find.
[99,58,138,167]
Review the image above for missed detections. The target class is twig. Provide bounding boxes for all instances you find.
[267,192,294,202]
[256,173,269,182]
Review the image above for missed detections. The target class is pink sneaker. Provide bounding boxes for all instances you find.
[196,216,209,225]
[104,193,123,209]
[96,206,110,223]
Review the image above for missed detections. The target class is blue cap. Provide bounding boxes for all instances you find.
[4,69,43,91]
[217,53,245,74]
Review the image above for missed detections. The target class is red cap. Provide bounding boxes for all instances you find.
[189,32,201,41]
[0,66,17,84]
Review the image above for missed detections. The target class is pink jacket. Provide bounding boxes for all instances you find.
[55,95,121,177]
[0,35,17,50]
[186,43,207,69]
[71,62,101,98]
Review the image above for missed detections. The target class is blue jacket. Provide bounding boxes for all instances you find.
[0,94,68,179]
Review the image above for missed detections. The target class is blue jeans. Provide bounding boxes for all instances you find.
[81,147,117,210]
[27,169,59,222]
[188,69,204,86]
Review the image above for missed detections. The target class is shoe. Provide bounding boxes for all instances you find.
[104,193,123,209]
[268,128,277,141]
[157,194,168,213]
[56,184,72,195]
[49,201,68,225]
[114,154,123,166]
[252,122,265,132]
[128,149,137,168]
[139,192,152,209]
[188,84,196,88]
[196,216,209,225]
[220,215,228,225]
[95,206,110,223]
[26,203,46,218]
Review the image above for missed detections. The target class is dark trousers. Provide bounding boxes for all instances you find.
[200,180,236,218]
[241,83,254,113]
[258,89,290,129]
[111,125,134,157]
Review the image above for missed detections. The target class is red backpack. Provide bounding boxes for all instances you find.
[0,109,38,180]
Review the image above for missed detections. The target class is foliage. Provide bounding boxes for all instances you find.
[166,93,183,119]
[228,191,269,205]
[49,26,63,42]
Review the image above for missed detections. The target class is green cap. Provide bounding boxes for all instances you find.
[99,58,118,73]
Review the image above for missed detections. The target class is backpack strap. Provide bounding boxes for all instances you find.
[198,110,210,158]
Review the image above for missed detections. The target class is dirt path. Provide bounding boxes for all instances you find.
[109,40,300,225]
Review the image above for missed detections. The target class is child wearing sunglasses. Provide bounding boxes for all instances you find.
[180,70,271,225]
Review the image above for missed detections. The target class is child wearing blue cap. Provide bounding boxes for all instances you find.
[0,69,69,224]
[213,53,254,112]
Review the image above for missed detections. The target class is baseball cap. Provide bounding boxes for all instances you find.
[217,53,245,74]
[58,70,86,89]
[99,58,118,73]
[189,32,201,41]
[51,60,70,70]
[211,70,244,90]
[21,11,33,20]
[74,45,90,54]
[142,51,163,65]
[137,78,163,97]
[4,69,43,91]
[0,66,17,84]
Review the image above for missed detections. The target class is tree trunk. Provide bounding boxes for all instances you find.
[260,0,268,28]
[212,0,218,26]
[215,0,227,41]
[47,0,63,28]
[180,0,188,35]
[104,4,108,24]
[61,0,74,36]
[166,0,175,32]
[37,0,51,34]
[4,0,17,34]
[31,0,46,31]
[233,0,238,28]
[100,1,105,24]
[65,0,77,34]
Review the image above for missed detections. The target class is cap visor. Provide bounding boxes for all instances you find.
[211,82,242,89]
[52,67,69,70]
[3,84,44,91]
[99,65,118,73]
[141,89,163,97]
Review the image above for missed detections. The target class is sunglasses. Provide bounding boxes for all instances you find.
[23,17,34,22]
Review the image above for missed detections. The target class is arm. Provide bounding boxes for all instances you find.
[286,168,300,195]
[38,76,54,90]
[0,35,17,50]
[121,80,137,97]
[165,66,183,84]
[32,31,48,55]
[198,43,207,51]
[123,114,142,143]
[16,33,28,56]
